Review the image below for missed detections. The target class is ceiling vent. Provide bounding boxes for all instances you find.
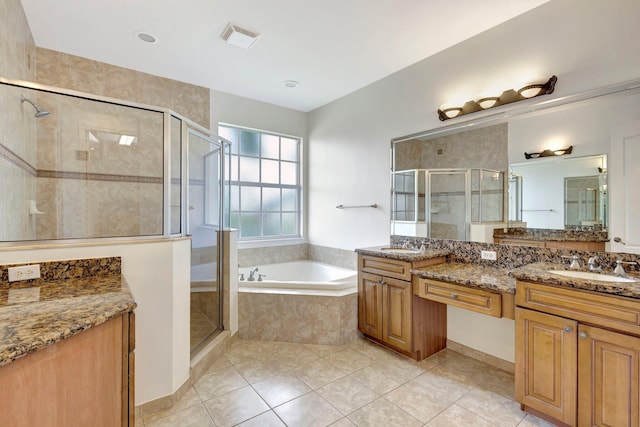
[221,24,260,49]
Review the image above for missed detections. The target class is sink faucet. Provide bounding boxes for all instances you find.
[614,260,640,277]
[402,240,415,250]
[247,267,259,281]
[588,256,602,272]
[561,255,581,269]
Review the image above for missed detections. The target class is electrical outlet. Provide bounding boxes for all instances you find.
[8,264,41,282]
[481,250,497,261]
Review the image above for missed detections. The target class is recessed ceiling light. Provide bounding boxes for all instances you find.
[283,80,299,88]
[134,31,158,44]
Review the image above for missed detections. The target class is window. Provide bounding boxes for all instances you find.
[219,124,302,240]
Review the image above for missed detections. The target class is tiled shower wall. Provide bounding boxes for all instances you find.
[0,0,38,240]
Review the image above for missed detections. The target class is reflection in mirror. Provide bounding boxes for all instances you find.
[391,80,640,250]
[391,168,504,240]
[509,155,607,230]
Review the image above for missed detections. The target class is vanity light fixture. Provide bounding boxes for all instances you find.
[438,75,557,121]
[524,145,572,159]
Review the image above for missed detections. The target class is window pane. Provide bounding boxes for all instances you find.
[281,138,298,162]
[282,213,297,235]
[261,159,279,184]
[219,126,239,153]
[263,213,281,236]
[230,185,240,210]
[240,130,260,156]
[239,157,260,182]
[229,212,239,228]
[263,188,281,211]
[241,186,260,211]
[240,214,261,237]
[230,155,239,181]
[261,134,279,159]
[281,162,297,185]
[282,188,297,211]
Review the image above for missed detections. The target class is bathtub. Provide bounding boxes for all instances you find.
[191,262,217,292]
[238,260,359,345]
[238,260,357,296]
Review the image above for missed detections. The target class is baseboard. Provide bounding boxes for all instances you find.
[138,330,235,417]
[446,339,515,374]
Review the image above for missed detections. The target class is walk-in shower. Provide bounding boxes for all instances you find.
[1,78,230,354]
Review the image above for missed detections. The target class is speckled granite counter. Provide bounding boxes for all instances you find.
[411,263,516,294]
[509,262,640,299]
[0,257,136,367]
[355,246,451,262]
[494,227,608,242]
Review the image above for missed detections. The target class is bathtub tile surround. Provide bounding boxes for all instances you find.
[391,235,640,271]
[239,293,358,345]
[137,337,554,426]
[238,243,357,270]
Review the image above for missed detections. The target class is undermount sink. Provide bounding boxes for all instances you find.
[549,270,638,283]
[380,247,422,254]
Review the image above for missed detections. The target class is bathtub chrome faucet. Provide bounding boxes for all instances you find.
[247,267,259,281]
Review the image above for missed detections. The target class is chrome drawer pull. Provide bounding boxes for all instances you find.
[451,293,458,299]
[564,326,572,333]
[579,332,588,339]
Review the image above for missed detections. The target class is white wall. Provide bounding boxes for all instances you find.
[307,0,640,361]
[0,238,191,405]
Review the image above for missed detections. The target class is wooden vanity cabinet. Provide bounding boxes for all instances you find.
[0,311,136,427]
[358,254,446,360]
[515,281,640,427]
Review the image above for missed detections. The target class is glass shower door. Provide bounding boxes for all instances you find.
[188,129,223,353]
[428,170,470,240]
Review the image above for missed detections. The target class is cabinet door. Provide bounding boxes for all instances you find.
[382,276,412,352]
[578,325,640,427]
[515,308,577,426]
[358,272,383,340]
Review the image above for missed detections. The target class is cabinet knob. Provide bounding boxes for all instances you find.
[564,326,572,333]
[579,332,588,339]
[379,279,386,285]
[451,293,458,299]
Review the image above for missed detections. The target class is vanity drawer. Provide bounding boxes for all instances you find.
[516,281,640,335]
[417,278,502,318]
[360,255,412,281]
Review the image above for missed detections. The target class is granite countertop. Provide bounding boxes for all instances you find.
[355,245,451,262]
[411,262,516,294]
[0,263,136,367]
[509,262,640,299]
[494,228,609,242]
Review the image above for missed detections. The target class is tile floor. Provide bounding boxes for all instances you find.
[138,337,555,427]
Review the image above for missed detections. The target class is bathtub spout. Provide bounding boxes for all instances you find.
[247,267,259,281]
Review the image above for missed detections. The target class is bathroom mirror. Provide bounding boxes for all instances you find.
[509,155,607,230]
[391,79,640,249]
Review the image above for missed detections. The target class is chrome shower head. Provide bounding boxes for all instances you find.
[21,95,50,118]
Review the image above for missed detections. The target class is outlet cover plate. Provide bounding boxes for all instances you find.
[481,250,497,261]
[8,264,41,282]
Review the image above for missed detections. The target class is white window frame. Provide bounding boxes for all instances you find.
[219,123,303,242]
